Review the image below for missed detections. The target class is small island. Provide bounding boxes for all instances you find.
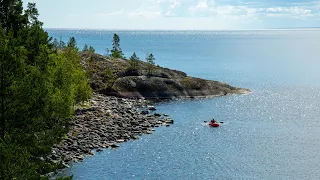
[81,34,251,100]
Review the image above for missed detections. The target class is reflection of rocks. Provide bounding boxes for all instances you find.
[47,93,174,166]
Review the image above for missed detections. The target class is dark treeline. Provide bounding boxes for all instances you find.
[0,1,91,179]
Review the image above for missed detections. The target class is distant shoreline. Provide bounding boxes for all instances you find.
[44,27,320,31]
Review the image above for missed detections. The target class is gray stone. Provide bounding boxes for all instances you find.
[154,113,161,117]
[148,106,156,111]
[110,143,120,148]
[140,110,149,115]
[48,93,174,167]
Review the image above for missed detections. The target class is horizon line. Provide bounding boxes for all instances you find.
[44,27,320,31]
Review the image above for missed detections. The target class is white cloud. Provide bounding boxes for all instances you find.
[188,0,213,16]
[156,0,318,19]
[76,0,320,29]
[264,6,313,19]
[266,7,311,14]
[164,0,182,16]
[195,0,209,9]
[212,5,259,22]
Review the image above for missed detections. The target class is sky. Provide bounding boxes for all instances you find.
[23,0,320,30]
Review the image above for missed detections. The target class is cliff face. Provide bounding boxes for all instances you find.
[81,53,251,99]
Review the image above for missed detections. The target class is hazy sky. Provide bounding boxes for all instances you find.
[23,0,320,30]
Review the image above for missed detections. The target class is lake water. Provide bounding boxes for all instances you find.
[48,29,320,180]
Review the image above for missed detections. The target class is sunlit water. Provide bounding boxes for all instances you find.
[48,29,320,179]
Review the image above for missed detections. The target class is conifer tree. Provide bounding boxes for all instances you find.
[129,52,139,70]
[52,38,59,52]
[146,53,155,75]
[111,33,123,58]
[67,36,78,50]
[83,44,89,52]
[59,37,66,49]
[89,46,95,53]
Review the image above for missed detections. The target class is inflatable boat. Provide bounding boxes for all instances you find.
[209,122,220,127]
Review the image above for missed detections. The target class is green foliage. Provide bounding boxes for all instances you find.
[67,37,78,51]
[129,52,140,70]
[146,53,155,75]
[0,1,91,179]
[104,67,115,88]
[0,0,25,34]
[89,46,95,53]
[52,38,59,52]
[82,44,88,52]
[59,37,66,49]
[24,2,41,26]
[83,44,95,54]
[111,33,123,58]
[104,48,110,56]
[146,53,155,65]
[0,135,39,180]
[51,37,67,53]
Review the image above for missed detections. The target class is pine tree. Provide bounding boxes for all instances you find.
[146,53,155,75]
[89,46,95,53]
[129,52,139,70]
[52,38,59,52]
[0,0,25,34]
[59,37,66,49]
[111,33,123,58]
[24,2,41,26]
[83,44,88,52]
[67,36,77,50]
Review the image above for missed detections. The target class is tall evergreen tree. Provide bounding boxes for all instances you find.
[52,38,59,52]
[146,53,155,75]
[24,2,41,26]
[59,37,66,49]
[129,52,139,70]
[111,33,123,58]
[0,0,26,34]
[89,46,95,53]
[67,36,78,50]
[82,44,88,52]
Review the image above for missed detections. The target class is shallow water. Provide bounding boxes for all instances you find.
[49,29,320,179]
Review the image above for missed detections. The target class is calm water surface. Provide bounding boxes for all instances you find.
[49,29,320,180]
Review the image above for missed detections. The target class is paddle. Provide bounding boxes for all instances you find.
[204,121,224,124]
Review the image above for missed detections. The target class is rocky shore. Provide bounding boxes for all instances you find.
[47,93,173,168]
[47,53,251,171]
[81,53,251,100]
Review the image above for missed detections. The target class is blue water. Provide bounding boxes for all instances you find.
[49,29,320,180]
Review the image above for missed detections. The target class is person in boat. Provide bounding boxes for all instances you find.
[211,118,217,123]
